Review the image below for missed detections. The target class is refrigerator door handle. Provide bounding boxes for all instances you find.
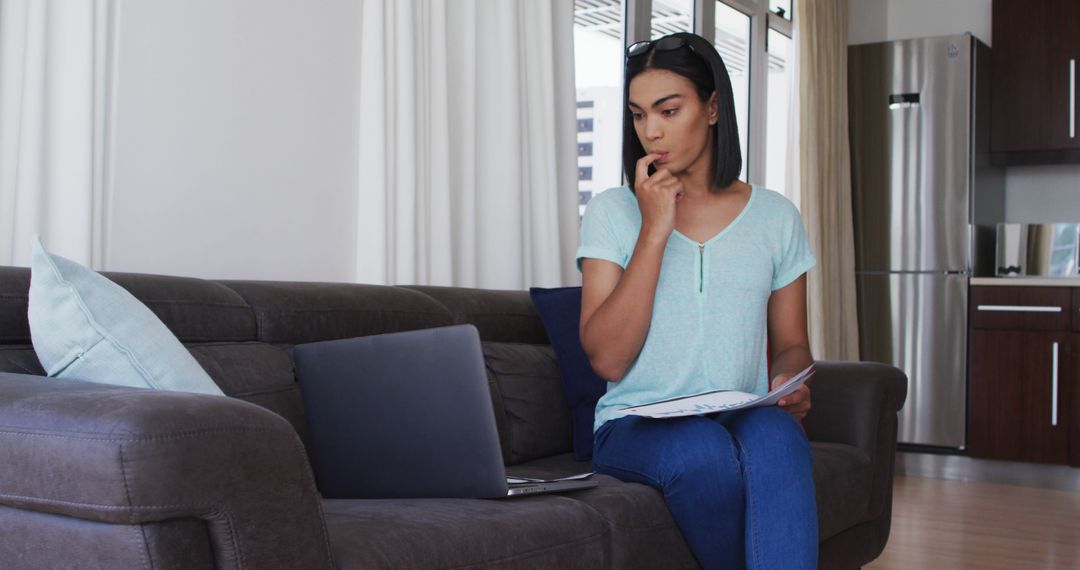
[1052,341,1059,427]
[976,304,1063,313]
[1070,59,1076,139]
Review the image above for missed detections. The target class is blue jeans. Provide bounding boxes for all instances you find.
[593,406,818,569]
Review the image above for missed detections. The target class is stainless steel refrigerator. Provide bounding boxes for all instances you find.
[848,34,1005,449]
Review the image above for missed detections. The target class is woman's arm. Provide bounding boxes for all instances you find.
[579,230,667,381]
[767,274,814,419]
[580,155,682,382]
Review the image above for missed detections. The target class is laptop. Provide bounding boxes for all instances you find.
[293,324,598,499]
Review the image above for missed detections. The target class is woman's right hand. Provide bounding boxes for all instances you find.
[634,153,684,242]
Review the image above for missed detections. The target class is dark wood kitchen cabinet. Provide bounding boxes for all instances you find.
[968,286,1075,465]
[991,0,1080,161]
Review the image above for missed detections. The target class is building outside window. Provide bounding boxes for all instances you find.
[574,0,625,218]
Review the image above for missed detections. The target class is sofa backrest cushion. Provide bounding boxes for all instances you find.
[403,285,550,344]
[482,341,572,464]
[0,267,258,346]
[221,281,455,345]
[2,266,574,466]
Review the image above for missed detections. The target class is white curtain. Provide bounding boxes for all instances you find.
[355,0,579,289]
[0,0,119,268]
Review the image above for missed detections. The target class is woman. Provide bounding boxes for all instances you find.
[577,32,818,569]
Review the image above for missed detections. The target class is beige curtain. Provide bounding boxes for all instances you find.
[795,0,860,360]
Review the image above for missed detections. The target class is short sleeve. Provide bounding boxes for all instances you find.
[576,192,629,272]
[772,203,816,290]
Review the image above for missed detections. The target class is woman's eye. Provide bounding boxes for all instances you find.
[662,108,678,117]
[631,112,644,120]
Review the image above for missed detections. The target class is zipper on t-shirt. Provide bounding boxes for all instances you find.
[698,242,705,293]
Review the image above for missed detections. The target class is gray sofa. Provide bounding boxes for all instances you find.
[0,266,907,569]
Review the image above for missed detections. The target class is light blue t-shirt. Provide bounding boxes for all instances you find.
[576,185,816,432]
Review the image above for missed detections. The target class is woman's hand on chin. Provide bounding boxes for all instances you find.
[635,153,683,241]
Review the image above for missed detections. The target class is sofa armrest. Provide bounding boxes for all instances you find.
[803,361,907,453]
[803,360,908,521]
[0,372,334,569]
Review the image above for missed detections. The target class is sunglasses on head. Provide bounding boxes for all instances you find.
[625,36,697,59]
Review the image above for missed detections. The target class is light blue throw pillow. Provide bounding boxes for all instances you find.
[28,236,224,396]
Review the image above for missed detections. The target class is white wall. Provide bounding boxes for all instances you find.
[1003,165,1080,221]
[848,0,992,46]
[847,0,887,45]
[105,0,359,281]
[848,0,1080,222]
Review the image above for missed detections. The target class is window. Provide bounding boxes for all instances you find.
[579,166,594,181]
[651,0,693,39]
[769,0,791,20]
[574,0,625,218]
[765,28,793,197]
[714,2,750,182]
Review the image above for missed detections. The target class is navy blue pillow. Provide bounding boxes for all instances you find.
[529,286,608,461]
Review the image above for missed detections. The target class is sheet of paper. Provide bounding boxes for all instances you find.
[617,364,815,419]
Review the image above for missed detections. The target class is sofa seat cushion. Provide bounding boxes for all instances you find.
[508,442,874,561]
[811,441,873,541]
[322,495,608,569]
[507,453,700,569]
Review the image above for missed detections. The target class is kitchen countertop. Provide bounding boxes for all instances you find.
[970,277,1080,287]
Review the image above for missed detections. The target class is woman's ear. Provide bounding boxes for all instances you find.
[708,91,718,125]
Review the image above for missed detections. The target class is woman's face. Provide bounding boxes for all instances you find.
[628,68,718,178]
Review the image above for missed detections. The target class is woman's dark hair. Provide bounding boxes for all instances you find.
[622,32,742,191]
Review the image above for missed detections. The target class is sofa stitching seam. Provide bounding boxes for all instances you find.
[119,444,154,570]
[141,300,249,308]
[0,426,297,443]
[438,529,608,569]
[484,365,517,463]
[289,434,337,568]
[566,493,677,532]
[118,444,136,523]
[136,522,154,570]
[0,492,211,511]
[0,359,38,374]
[217,509,245,569]
[453,311,537,318]
[273,308,451,316]
[227,385,299,399]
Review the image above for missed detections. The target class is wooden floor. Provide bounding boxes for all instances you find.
[866,475,1080,569]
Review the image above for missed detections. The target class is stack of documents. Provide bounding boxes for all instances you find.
[617,364,815,419]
